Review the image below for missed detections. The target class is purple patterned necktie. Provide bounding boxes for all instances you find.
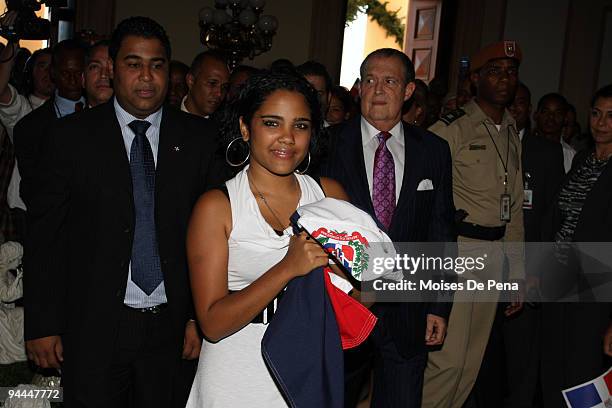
[372,131,395,229]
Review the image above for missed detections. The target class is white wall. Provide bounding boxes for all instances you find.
[114,0,313,68]
[504,0,569,108]
[340,11,367,88]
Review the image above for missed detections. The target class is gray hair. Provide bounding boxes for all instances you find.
[360,48,415,85]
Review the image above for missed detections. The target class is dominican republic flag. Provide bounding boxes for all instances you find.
[562,368,612,408]
[261,199,387,408]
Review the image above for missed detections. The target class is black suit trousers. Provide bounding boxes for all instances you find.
[62,306,182,408]
[370,323,427,408]
[344,322,427,408]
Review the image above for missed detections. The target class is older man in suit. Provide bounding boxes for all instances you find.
[323,48,455,408]
[24,17,218,408]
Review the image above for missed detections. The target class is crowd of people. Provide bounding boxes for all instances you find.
[0,13,610,408]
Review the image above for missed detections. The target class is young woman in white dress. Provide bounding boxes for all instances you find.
[185,70,349,407]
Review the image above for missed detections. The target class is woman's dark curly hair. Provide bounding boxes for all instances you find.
[591,84,612,107]
[220,69,323,162]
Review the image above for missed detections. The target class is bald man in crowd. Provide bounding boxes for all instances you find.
[181,51,229,118]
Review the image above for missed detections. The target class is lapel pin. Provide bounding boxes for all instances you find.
[174,146,180,152]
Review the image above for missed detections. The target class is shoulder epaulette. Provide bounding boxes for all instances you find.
[439,109,466,126]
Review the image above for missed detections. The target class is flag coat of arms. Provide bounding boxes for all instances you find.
[312,228,370,281]
[563,368,612,408]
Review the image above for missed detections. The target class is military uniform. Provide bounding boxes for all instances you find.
[422,99,525,408]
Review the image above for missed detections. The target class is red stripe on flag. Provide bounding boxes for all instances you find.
[323,268,376,350]
[604,369,612,395]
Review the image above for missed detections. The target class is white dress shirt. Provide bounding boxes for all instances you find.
[180,95,209,118]
[560,139,576,173]
[180,95,190,114]
[360,117,404,204]
[52,90,85,118]
[113,97,167,308]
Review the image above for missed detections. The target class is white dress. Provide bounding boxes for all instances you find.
[186,166,325,407]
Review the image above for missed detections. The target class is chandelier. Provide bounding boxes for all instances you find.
[198,0,279,69]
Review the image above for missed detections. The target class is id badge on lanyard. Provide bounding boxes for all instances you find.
[500,193,511,221]
[522,172,533,210]
[484,121,514,222]
[500,170,511,222]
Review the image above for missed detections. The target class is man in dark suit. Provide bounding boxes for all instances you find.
[323,48,455,407]
[24,17,216,407]
[506,82,564,406]
[510,83,565,244]
[14,39,85,208]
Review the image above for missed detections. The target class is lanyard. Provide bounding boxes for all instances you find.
[483,121,510,193]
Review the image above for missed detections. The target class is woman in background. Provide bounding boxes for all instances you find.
[326,85,355,126]
[402,79,429,127]
[540,84,612,407]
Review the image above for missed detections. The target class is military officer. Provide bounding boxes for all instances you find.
[422,41,526,408]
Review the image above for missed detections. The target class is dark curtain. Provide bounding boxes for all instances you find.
[308,0,348,84]
[75,0,116,39]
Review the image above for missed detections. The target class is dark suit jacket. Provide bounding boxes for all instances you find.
[23,101,219,392]
[13,98,57,207]
[540,148,612,299]
[539,149,611,400]
[322,116,455,358]
[543,148,612,242]
[521,130,565,243]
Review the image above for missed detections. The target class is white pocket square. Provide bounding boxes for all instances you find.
[417,179,434,191]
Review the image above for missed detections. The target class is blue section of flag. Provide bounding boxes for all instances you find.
[566,383,602,408]
[261,267,344,408]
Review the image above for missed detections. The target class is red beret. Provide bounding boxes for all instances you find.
[471,41,522,72]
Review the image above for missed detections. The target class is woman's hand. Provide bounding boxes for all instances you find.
[280,232,329,277]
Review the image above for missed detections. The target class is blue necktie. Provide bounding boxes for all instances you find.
[128,120,163,295]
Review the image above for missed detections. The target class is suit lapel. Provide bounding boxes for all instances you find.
[102,104,185,213]
[393,123,423,224]
[155,107,182,198]
[344,117,374,214]
[41,98,57,120]
[99,102,133,200]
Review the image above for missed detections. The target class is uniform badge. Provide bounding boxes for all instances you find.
[469,144,487,150]
[504,41,516,58]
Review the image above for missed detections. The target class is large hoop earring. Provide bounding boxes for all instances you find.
[226,137,250,167]
[294,152,311,175]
